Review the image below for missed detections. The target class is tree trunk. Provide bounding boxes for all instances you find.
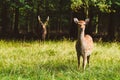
[1,2,9,34]
[107,13,115,41]
[86,6,94,35]
[14,7,19,35]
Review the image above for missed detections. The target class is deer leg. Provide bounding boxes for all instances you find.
[87,55,90,67]
[83,54,87,70]
[77,54,80,70]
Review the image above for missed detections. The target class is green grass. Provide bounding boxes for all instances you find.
[0,40,120,80]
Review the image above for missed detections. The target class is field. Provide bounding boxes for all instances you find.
[0,40,120,80]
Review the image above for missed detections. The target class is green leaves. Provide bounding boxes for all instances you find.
[97,1,110,12]
[71,0,120,13]
[19,0,24,3]
[71,0,83,11]
[115,1,120,6]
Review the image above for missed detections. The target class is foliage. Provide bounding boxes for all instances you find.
[0,40,120,79]
[71,0,83,11]
[0,0,120,40]
[71,0,120,13]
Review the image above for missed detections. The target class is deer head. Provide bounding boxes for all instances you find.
[74,18,89,29]
[38,16,49,28]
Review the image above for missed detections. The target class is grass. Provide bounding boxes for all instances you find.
[0,40,120,80]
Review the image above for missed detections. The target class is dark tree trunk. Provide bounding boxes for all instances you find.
[1,2,9,34]
[86,6,94,36]
[107,13,115,41]
[14,7,19,35]
[36,2,42,39]
[108,13,115,41]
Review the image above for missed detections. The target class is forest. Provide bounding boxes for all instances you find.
[0,0,120,41]
[0,1,120,79]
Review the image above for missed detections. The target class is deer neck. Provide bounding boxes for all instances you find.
[42,25,47,34]
[78,27,85,42]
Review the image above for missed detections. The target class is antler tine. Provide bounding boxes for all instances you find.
[38,15,43,25]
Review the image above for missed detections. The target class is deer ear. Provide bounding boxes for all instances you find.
[38,15,43,25]
[73,18,79,24]
[44,16,49,26]
[85,18,90,24]
[46,16,49,21]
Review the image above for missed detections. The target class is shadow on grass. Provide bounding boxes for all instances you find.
[38,60,77,72]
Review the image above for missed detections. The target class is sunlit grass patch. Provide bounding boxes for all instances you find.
[0,40,119,80]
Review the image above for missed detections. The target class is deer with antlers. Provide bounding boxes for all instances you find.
[73,18,94,70]
[38,15,49,41]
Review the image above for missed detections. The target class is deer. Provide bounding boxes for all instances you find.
[73,18,94,70]
[38,15,49,41]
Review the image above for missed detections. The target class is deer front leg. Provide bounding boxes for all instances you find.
[82,54,87,70]
[77,54,80,70]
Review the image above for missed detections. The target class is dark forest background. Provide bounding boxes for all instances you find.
[0,0,120,41]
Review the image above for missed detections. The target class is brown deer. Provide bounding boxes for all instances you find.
[38,15,49,41]
[73,18,94,70]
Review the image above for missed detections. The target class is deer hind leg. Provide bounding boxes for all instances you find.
[87,55,90,67]
[82,54,87,70]
[77,54,80,70]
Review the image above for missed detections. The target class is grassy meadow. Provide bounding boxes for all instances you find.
[0,40,120,80]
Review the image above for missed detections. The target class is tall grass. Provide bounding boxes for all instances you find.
[0,40,120,80]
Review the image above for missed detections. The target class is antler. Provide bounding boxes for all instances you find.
[38,15,43,25]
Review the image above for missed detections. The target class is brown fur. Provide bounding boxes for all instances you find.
[74,18,93,70]
[38,16,49,41]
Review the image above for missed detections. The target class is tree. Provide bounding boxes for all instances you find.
[10,0,24,35]
[106,0,120,41]
[71,0,120,41]
[10,0,35,36]
[0,0,10,34]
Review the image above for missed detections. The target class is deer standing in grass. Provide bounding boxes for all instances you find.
[73,18,94,70]
[38,16,49,41]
